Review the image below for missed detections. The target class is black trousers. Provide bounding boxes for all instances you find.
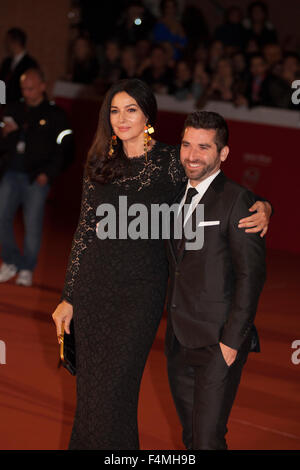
[166,333,252,450]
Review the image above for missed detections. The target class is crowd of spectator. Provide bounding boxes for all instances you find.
[63,0,300,110]
[0,0,299,111]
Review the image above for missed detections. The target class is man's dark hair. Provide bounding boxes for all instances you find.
[22,67,45,82]
[7,28,27,47]
[183,111,229,152]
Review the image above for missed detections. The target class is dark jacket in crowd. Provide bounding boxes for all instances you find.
[245,73,292,108]
[141,66,174,94]
[71,57,99,84]
[214,22,248,49]
[0,53,38,103]
[0,98,74,183]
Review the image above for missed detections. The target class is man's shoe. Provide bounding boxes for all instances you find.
[15,270,33,287]
[0,263,18,282]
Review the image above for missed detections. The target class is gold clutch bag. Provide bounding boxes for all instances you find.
[59,320,76,375]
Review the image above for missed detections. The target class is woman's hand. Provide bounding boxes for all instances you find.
[238,201,272,237]
[52,301,73,344]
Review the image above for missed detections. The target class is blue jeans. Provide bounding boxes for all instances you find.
[0,170,50,271]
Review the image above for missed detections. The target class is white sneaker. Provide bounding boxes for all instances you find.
[0,263,18,282]
[15,270,33,287]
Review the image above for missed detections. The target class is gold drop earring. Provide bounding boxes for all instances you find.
[108,133,117,157]
[144,124,154,162]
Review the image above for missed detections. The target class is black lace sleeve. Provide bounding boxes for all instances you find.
[167,144,187,187]
[60,172,97,305]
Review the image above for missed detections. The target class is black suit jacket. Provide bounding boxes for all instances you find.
[0,54,38,103]
[165,171,266,353]
[0,99,74,183]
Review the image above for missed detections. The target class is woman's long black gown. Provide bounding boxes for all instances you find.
[61,142,186,449]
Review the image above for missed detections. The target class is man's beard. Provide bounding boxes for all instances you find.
[182,159,219,182]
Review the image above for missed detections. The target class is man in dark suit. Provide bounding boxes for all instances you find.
[165,111,267,450]
[0,68,74,286]
[0,28,38,103]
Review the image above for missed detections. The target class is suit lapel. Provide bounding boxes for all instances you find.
[196,170,226,207]
[176,171,227,263]
[168,185,187,264]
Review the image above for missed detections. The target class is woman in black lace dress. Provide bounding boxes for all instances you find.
[52,79,270,450]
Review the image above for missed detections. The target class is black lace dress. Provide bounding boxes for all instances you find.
[61,142,186,450]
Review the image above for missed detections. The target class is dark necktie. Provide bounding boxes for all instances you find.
[176,187,198,251]
[184,187,198,206]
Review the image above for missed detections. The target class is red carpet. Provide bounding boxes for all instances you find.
[0,202,299,450]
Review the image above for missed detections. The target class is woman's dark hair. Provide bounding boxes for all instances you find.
[85,78,157,183]
[183,111,229,152]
